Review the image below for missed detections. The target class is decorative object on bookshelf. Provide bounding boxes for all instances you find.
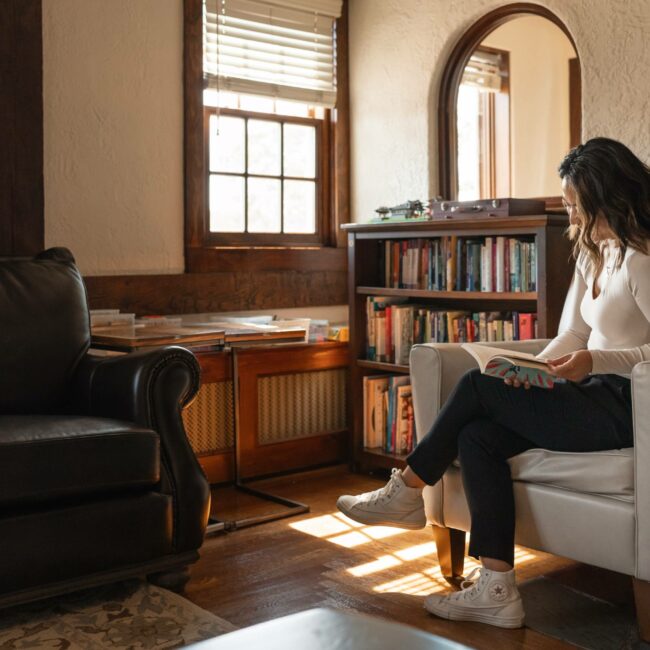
[427,198,545,220]
[342,214,573,472]
[373,200,427,223]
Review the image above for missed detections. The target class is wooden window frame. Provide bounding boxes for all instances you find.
[183,0,350,273]
[204,107,329,247]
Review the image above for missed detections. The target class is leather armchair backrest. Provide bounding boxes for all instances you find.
[0,248,90,413]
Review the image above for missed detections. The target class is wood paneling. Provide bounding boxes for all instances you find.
[83,269,347,315]
[183,0,205,251]
[186,243,346,273]
[0,0,43,256]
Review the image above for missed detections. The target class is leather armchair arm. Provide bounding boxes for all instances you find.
[409,340,550,525]
[632,361,650,580]
[70,346,210,553]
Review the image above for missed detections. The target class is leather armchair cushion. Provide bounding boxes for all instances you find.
[0,415,160,507]
[452,447,634,501]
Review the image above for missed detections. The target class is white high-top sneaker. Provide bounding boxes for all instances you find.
[424,566,525,629]
[336,468,426,529]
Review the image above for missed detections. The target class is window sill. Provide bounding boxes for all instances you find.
[186,245,347,273]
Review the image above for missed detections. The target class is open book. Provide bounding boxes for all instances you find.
[461,343,556,389]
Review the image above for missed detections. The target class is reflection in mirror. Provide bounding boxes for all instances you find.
[456,16,578,201]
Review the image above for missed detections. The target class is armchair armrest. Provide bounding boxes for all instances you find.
[70,346,210,553]
[632,361,650,580]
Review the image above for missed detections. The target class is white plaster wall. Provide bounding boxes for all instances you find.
[482,17,576,198]
[349,0,650,221]
[43,0,185,275]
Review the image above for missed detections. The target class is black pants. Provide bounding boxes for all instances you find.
[407,368,633,566]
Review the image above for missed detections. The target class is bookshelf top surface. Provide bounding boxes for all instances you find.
[341,213,568,233]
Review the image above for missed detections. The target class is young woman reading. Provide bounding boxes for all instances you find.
[337,137,650,628]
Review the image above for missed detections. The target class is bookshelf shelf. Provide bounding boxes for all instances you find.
[361,448,408,471]
[357,359,410,373]
[343,215,574,473]
[357,287,537,301]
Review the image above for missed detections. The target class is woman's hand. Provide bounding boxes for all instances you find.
[547,350,593,382]
[504,370,531,390]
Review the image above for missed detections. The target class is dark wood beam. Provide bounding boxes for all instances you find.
[0,0,44,256]
[84,270,347,315]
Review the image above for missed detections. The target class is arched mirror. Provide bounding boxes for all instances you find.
[439,4,580,204]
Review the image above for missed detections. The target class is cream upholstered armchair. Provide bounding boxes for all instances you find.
[410,340,650,641]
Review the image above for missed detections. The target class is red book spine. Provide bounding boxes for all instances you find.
[518,313,535,340]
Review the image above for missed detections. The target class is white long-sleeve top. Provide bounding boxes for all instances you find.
[539,241,650,377]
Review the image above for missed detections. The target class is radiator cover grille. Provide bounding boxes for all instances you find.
[183,380,234,454]
[257,368,347,444]
[183,368,347,454]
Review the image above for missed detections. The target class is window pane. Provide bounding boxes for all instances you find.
[284,180,316,234]
[209,174,245,232]
[248,120,281,176]
[209,115,245,173]
[283,124,316,178]
[248,178,281,233]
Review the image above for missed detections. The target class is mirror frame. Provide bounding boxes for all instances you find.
[438,2,579,204]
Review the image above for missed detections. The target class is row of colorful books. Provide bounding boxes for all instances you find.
[378,236,537,292]
[363,374,415,455]
[366,297,537,364]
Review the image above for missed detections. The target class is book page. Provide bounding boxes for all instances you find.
[461,343,550,372]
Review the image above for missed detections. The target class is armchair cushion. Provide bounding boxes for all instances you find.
[0,415,160,507]
[451,447,634,501]
[508,447,633,501]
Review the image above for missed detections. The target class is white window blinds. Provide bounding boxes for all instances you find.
[461,50,504,92]
[204,0,343,107]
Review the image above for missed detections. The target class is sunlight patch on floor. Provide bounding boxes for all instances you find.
[374,572,448,596]
[327,531,374,548]
[395,541,437,561]
[347,554,402,577]
[290,514,408,548]
[289,510,547,595]
[290,514,351,537]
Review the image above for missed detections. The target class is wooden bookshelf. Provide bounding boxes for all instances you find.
[343,214,573,472]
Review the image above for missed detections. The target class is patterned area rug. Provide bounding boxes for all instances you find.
[0,580,236,649]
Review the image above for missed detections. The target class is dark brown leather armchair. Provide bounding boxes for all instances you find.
[0,248,210,607]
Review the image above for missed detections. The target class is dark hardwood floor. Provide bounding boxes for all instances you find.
[185,466,634,649]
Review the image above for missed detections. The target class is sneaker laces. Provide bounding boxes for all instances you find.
[359,468,402,505]
[444,567,487,602]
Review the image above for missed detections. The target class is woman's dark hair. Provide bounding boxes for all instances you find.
[558,137,650,271]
